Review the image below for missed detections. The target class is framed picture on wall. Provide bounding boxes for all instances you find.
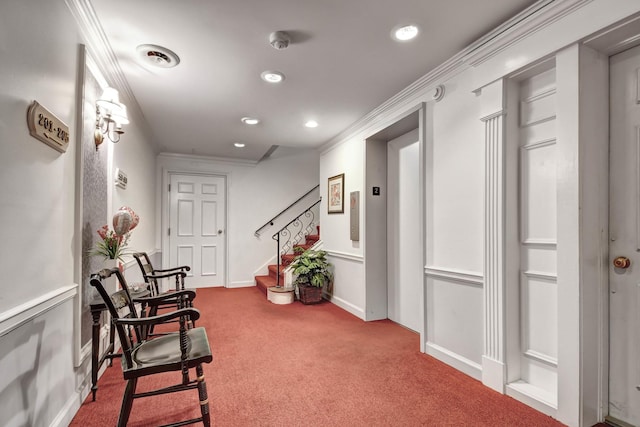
[328,173,345,214]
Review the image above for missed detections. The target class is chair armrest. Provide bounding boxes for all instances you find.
[134,290,196,306]
[146,271,187,280]
[154,265,191,273]
[115,308,201,328]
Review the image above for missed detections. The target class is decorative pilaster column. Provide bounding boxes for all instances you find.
[479,79,507,393]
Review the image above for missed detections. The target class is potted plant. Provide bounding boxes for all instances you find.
[290,249,333,304]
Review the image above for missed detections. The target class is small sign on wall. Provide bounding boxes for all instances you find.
[115,168,128,189]
[26,101,70,153]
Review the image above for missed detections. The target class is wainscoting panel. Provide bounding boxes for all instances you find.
[326,251,365,319]
[513,67,559,406]
[0,289,78,427]
[425,268,484,369]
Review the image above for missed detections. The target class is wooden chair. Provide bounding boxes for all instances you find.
[133,252,190,294]
[133,252,193,311]
[90,267,212,427]
[133,252,195,335]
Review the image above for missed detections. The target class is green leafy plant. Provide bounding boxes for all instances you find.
[290,249,333,288]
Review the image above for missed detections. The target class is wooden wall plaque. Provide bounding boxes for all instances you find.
[27,101,70,153]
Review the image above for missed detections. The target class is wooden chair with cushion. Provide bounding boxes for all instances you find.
[90,267,212,427]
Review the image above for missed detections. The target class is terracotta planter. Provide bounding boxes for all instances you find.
[298,284,323,304]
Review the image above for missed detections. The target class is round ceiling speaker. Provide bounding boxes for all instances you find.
[136,44,180,68]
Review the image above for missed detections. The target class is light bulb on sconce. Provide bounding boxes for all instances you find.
[95,87,129,148]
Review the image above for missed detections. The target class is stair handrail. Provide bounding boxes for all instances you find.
[272,198,321,287]
[254,185,320,237]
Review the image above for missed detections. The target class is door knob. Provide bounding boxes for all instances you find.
[613,256,631,269]
[218,229,223,234]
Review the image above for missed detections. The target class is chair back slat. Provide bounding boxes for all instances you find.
[133,252,161,296]
[110,289,131,310]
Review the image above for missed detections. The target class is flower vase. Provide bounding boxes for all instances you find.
[102,258,119,295]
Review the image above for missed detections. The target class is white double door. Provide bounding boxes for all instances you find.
[609,44,640,426]
[169,173,226,288]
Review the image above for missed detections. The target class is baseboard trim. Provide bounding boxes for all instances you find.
[425,341,482,381]
[482,355,506,393]
[50,383,88,427]
[506,381,557,418]
[326,295,365,320]
[0,284,77,337]
[228,281,255,289]
[604,416,636,427]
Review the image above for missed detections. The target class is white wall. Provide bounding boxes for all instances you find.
[424,68,484,377]
[320,139,365,316]
[0,2,82,425]
[429,68,483,272]
[111,107,158,259]
[318,1,640,426]
[157,147,320,287]
[0,0,80,315]
[0,1,157,425]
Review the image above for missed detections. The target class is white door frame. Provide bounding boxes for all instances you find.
[161,169,229,289]
[572,17,640,426]
[363,102,427,348]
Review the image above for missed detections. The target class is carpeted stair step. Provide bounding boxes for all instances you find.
[294,243,313,251]
[306,234,319,244]
[268,264,286,281]
[256,265,287,295]
[281,253,297,266]
[255,275,276,295]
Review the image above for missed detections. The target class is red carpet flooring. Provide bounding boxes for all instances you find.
[71,287,566,426]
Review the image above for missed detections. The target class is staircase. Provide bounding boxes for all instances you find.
[255,227,320,295]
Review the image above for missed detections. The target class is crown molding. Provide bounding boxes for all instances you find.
[158,152,259,167]
[462,0,594,66]
[65,0,133,101]
[320,0,592,152]
[65,0,154,144]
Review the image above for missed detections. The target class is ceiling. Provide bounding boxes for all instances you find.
[90,0,539,162]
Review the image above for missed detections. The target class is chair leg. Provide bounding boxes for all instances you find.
[118,378,137,427]
[196,364,211,427]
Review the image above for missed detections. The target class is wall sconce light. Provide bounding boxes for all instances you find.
[94,87,129,147]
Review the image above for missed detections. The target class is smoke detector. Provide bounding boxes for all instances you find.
[269,31,291,50]
[137,44,180,68]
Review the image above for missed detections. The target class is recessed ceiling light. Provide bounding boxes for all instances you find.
[241,117,260,125]
[305,120,319,128]
[391,24,419,42]
[234,143,246,148]
[261,71,285,83]
[136,44,180,68]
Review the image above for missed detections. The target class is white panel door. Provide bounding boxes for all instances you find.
[387,130,421,333]
[169,174,226,288]
[609,44,640,426]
